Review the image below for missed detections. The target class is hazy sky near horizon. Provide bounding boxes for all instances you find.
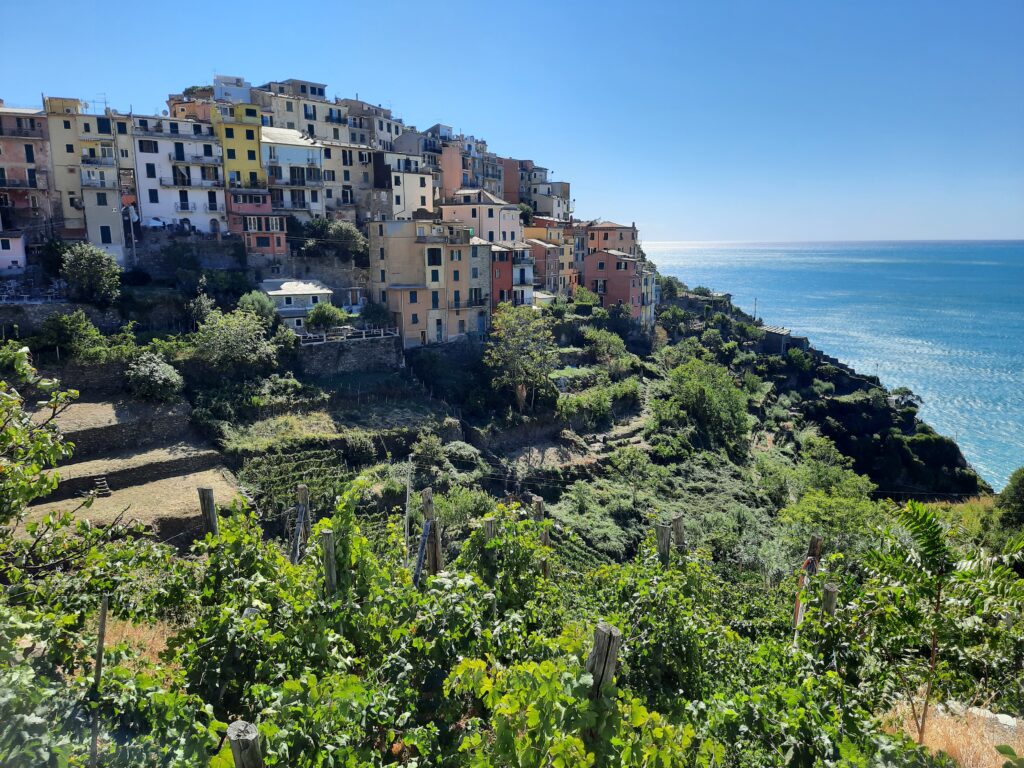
[2,0,1022,241]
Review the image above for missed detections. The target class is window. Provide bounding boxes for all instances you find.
[488,208,494,218]
[380,290,387,303]
[245,129,255,140]
[324,148,331,158]
[379,269,386,282]
[603,232,609,240]
[247,150,256,160]
[256,235,270,247]
[450,250,462,261]
[0,240,9,251]
[65,143,74,154]
[598,261,605,270]
[286,101,294,112]
[409,290,418,304]
[379,247,385,260]
[82,123,91,133]
[311,296,320,305]
[295,318,303,327]
[472,267,479,279]
[225,128,234,138]
[430,269,439,282]
[148,189,158,203]
[343,170,350,181]
[487,232,494,243]
[96,192,107,206]
[420,196,426,206]
[145,162,156,178]
[63,119,71,130]
[419,177,426,187]
[24,145,34,163]
[471,208,477,217]
[394,195,401,205]
[284,296,293,306]
[427,248,442,266]
[138,139,158,153]
[431,291,439,309]
[407,312,418,325]
[227,149,236,159]
[453,269,460,282]
[99,225,112,244]
[120,149,128,158]
[203,144,213,156]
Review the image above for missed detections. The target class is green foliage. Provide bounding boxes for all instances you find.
[573,285,600,306]
[125,351,184,402]
[517,202,534,226]
[486,303,559,411]
[60,242,122,306]
[657,274,686,301]
[237,290,277,322]
[300,218,368,264]
[304,302,350,331]
[557,377,641,431]
[34,310,106,361]
[998,466,1024,529]
[647,358,750,459]
[193,308,278,378]
[357,300,391,327]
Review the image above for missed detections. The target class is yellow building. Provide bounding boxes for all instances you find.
[44,97,136,263]
[213,103,265,190]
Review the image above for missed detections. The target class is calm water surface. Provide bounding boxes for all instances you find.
[648,241,1024,490]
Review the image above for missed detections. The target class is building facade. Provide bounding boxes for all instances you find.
[262,127,325,221]
[0,102,56,246]
[439,188,522,245]
[260,278,333,332]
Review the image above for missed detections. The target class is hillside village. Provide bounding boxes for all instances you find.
[0,75,657,346]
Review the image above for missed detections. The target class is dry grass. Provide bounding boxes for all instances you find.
[888,704,1024,768]
[103,616,176,667]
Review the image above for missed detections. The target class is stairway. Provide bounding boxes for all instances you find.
[94,476,112,497]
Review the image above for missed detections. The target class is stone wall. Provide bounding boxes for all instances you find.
[0,302,122,336]
[41,361,127,397]
[63,402,193,461]
[297,335,403,377]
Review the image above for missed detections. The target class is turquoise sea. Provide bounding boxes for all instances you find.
[647,241,1024,491]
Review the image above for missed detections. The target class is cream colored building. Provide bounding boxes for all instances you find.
[368,219,490,348]
[260,278,333,332]
[439,188,522,245]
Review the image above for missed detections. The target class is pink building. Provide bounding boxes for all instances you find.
[226,188,287,257]
[582,249,647,323]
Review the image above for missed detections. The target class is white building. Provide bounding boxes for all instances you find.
[260,278,333,332]
[213,75,253,104]
[262,127,325,222]
[133,116,225,233]
[0,224,26,275]
[439,188,522,245]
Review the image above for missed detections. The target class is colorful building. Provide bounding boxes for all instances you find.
[261,126,325,221]
[439,188,522,245]
[0,101,56,245]
[585,219,640,256]
[368,219,490,348]
[582,249,654,327]
[131,115,224,233]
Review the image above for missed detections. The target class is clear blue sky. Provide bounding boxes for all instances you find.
[3,0,1022,241]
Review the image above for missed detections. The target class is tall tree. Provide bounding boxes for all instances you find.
[485,304,558,411]
[60,243,122,306]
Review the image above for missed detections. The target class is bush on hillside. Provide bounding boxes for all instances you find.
[126,351,184,402]
[35,310,106,361]
[306,302,350,331]
[237,290,277,322]
[61,243,122,306]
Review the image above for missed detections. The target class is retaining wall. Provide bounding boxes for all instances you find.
[298,335,403,377]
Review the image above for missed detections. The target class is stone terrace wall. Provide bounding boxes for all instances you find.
[61,401,193,461]
[0,302,122,336]
[297,335,403,377]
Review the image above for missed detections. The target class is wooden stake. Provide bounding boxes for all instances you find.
[198,487,218,536]
[422,488,443,575]
[807,535,823,566]
[793,534,824,631]
[539,555,551,579]
[322,530,337,597]
[823,583,838,617]
[655,522,672,565]
[297,484,311,540]
[90,594,109,768]
[531,495,545,522]
[671,515,686,553]
[482,517,497,541]
[227,720,264,768]
[585,622,622,698]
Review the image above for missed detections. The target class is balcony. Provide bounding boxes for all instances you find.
[132,125,168,137]
[268,177,323,188]
[0,177,36,189]
[512,253,534,265]
[81,156,115,166]
[174,202,197,212]
[448,295,489,310]
[0,126,44,138]
[168,153,220,165]
[159,176,223,188]
[227,179,268,190]
[271,200,310,211]
[78,131,114,142]
[513,277,533,287]
[204,203,220,212]
[324,114,347,124]
[80,177,117,188]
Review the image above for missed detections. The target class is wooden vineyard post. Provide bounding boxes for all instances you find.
[90,594,109,768]
[585,622,622,698]
[482,517,497,542]
[533,495,550,547]
[227,720,264,768]
[413,488,444,587]
[198,487,218,536]
[297,484,311,540]
[671,515,686,554]
[822,583,838,617]
[322,530,337,597]
[539,555,551,579]
[793,534,824,632]
[655,522,672,565]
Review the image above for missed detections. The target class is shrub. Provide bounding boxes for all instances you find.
[126,351,184,402]
[35,310,106,361]
[60,243,122,306]
[193,309,278,378]
[358,301,391,327]
[306,302,351,331]
[237,290,277,322]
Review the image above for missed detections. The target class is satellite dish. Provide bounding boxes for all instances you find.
[161,110,169,116]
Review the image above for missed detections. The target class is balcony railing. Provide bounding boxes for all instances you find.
[174,202,197,212]
[168,153,220,164]
[512,254,534,265]
[80,177,117,188]
[204,203,219,212]
[0,177,36,189]
[268,177,323,187]
[159,176,223,188]
[0,126,44,138]
[227,180,268,190]
[448,295,489,310]
[271,200,310,211]
[81,156,115,166]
